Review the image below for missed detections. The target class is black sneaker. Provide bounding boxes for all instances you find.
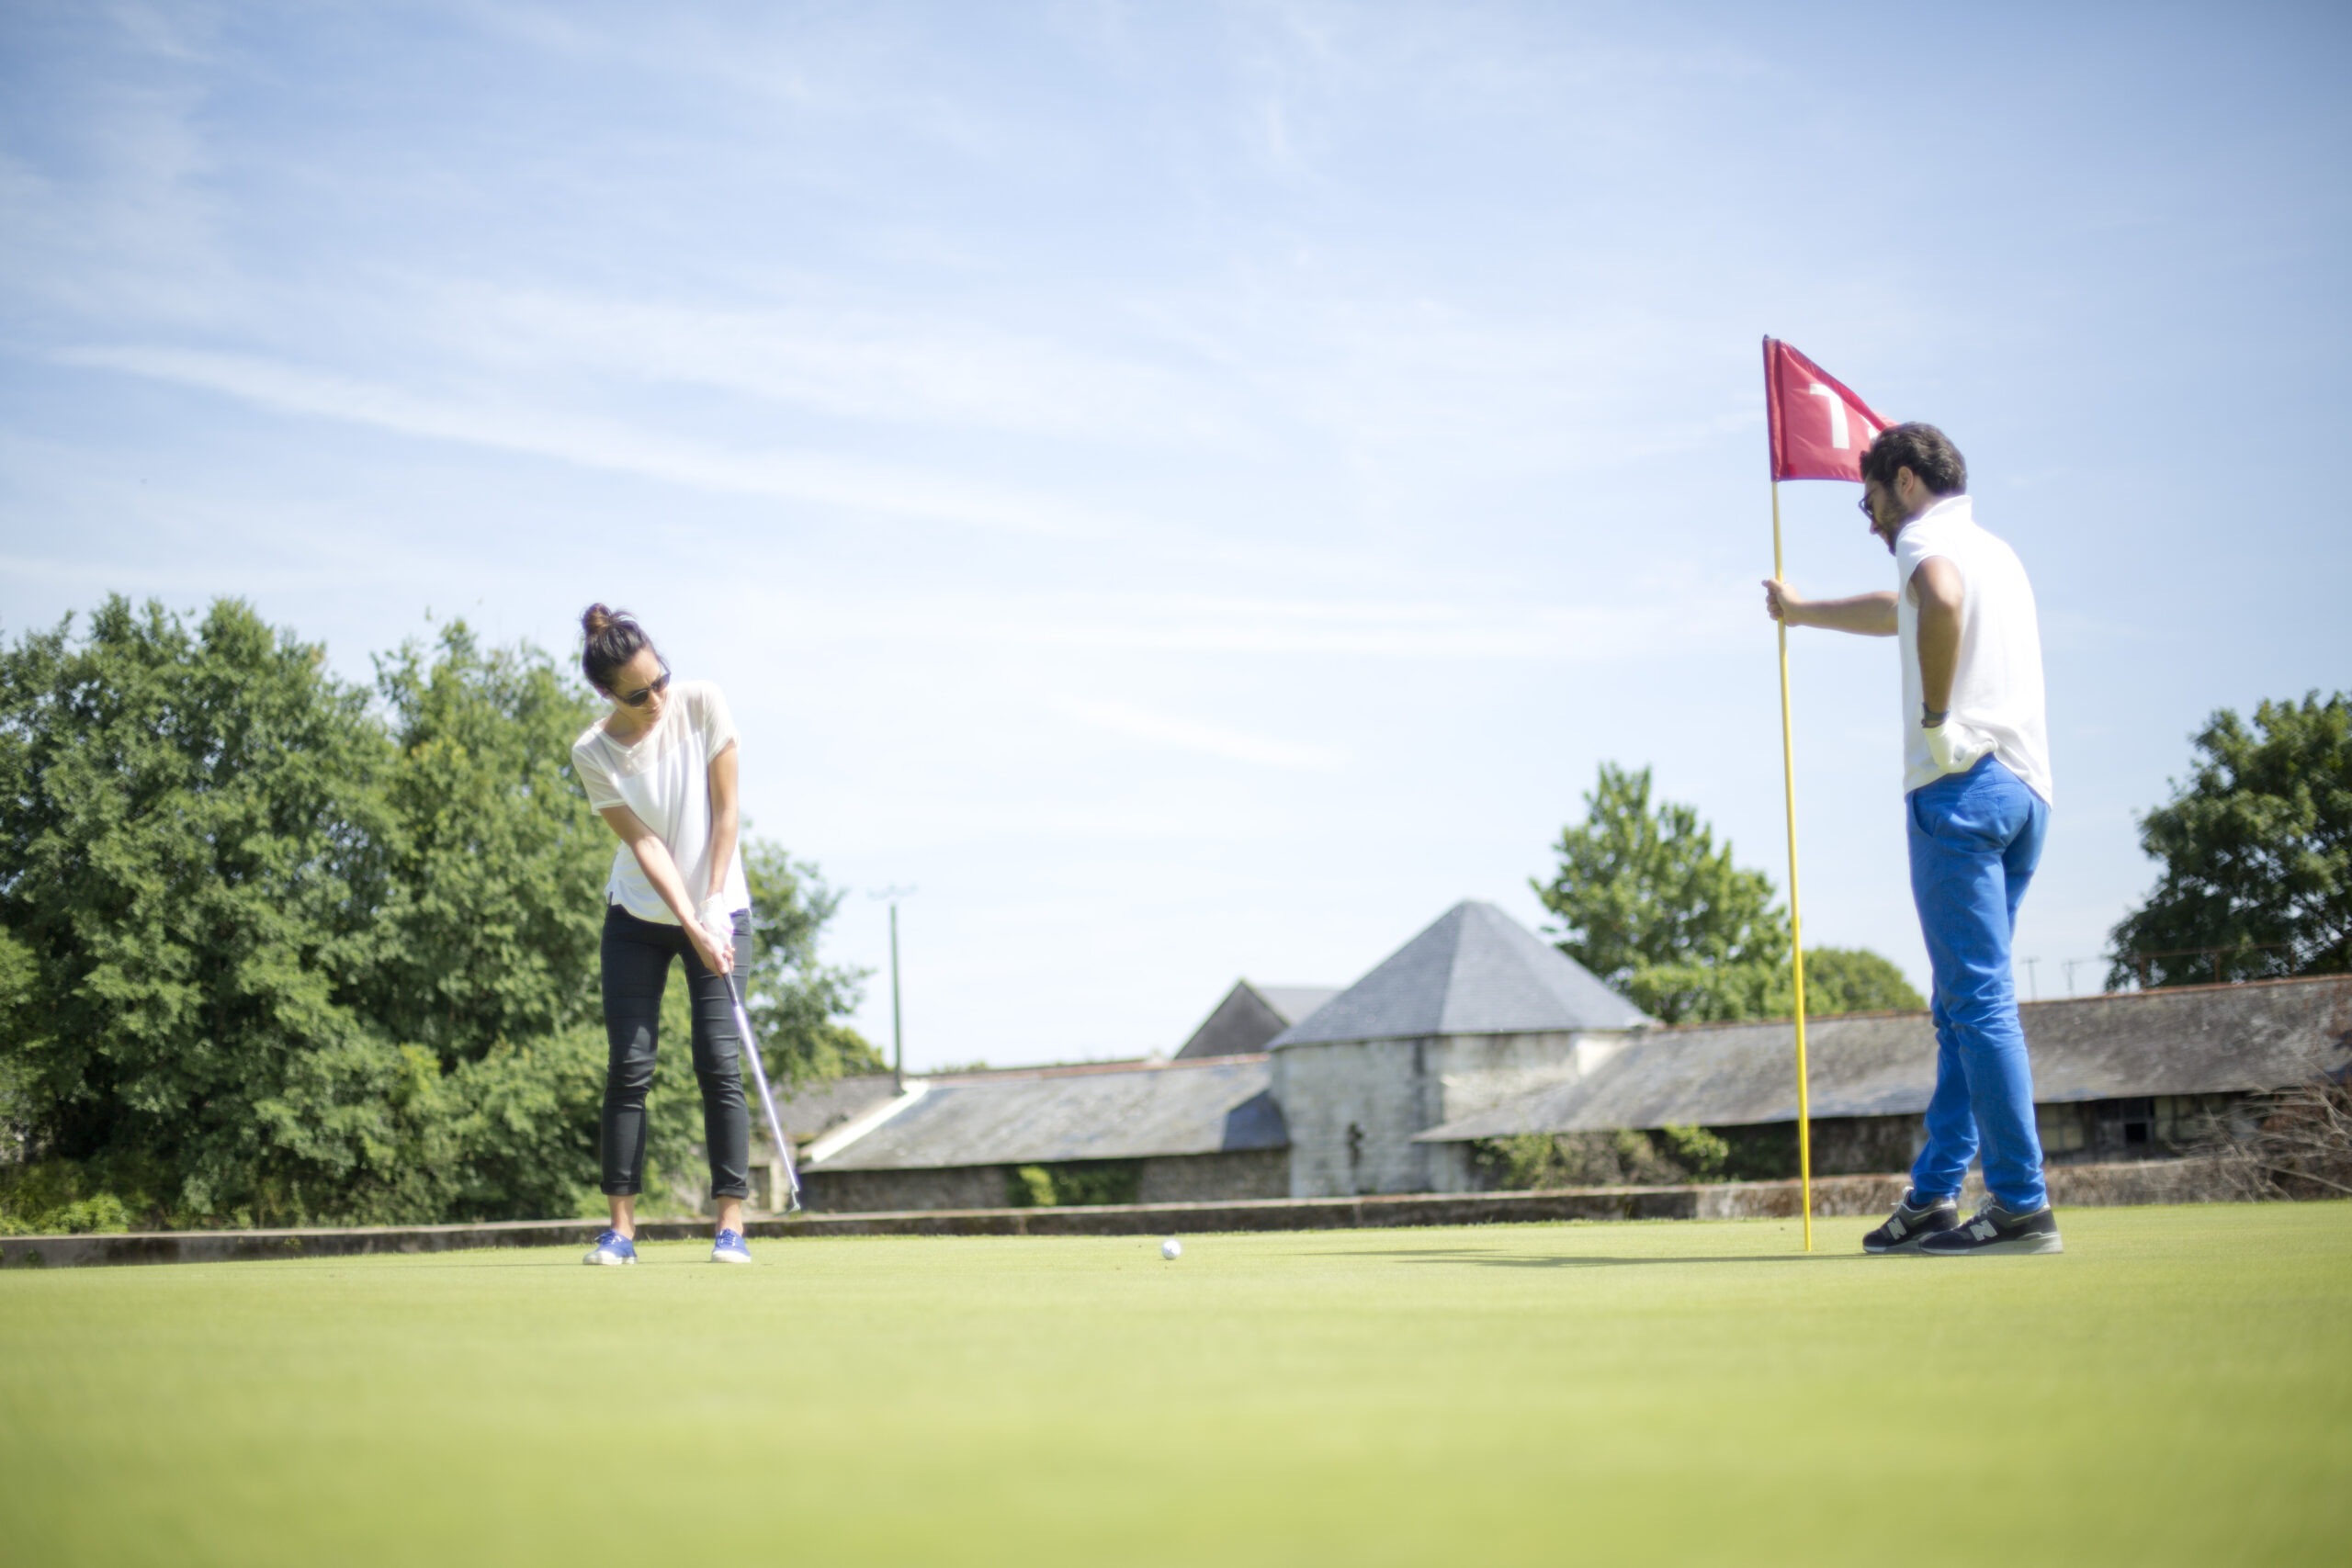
[1861,1193,1961,1254]
[1917,1201,2064,1257]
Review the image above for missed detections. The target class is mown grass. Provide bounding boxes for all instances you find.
[2,1203,2346,1566]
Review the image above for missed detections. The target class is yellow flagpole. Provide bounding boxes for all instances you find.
[1771,479,1815,1253]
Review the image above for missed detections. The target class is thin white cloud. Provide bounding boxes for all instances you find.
[743,586,1736,663]
[458,0,981,149]
[440,287,1241,447]
[53,344,1131,542]
[1057,696,1340,771]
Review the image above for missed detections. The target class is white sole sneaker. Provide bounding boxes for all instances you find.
[1918,1204,2065,1256]
[1951,1231,2065,1256]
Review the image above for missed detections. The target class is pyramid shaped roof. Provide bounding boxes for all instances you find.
[1269,900,1648,1046]
[1175,980,1345,1059]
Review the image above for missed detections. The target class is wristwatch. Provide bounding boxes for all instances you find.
[1921,703,1949,729]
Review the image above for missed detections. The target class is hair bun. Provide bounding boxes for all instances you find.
[578,604,655,693]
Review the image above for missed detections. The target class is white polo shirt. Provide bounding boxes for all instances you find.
[571,679,751,923]
[1895,495,2054,806]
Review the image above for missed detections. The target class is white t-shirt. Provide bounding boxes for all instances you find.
[571,680,751,923]
[1894,495,2054,806]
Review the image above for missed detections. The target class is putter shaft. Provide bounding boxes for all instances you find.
[727,969,802,1212]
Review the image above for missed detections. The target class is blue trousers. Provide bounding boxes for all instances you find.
[1906,756,2052,1212]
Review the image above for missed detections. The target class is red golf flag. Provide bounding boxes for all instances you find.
[1764,338,1892,482]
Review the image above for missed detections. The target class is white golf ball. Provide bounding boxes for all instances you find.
[1160,1237,1182,1260]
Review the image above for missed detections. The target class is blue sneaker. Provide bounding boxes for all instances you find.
[711,1228,752,1265]
[583,1228,638,1266]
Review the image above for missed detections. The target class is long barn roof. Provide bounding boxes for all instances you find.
[805,1055,1285,1171]
[1414,974,2352,1141]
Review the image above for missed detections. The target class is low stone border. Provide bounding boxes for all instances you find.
[0,1158,2245,1269]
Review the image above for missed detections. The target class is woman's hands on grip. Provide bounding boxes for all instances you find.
[692,896,736,976]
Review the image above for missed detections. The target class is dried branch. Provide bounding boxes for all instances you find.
[2187,1078,2352,1201]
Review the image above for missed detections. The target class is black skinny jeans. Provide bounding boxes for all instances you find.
[598,903,754,1199]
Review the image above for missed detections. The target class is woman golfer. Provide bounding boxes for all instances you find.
[571,604,757,1265]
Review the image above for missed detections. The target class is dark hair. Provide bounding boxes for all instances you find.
[1860,423,1967,496]
[580,604,656,692]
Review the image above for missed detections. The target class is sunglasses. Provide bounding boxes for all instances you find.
[616,666,671,707]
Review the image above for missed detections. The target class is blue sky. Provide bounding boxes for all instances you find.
[4,3,2346,1066]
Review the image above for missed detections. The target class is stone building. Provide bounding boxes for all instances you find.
[1413,973,2352,1177]
[763,896,2352,1213]
[1267,900,1651,1196]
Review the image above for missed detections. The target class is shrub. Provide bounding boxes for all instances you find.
[2191,1081,2352,1201]
[1474,1122,1791,1190]
[1005,1160,1142,1207]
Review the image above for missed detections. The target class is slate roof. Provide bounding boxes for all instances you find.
[1414,974,2352,1141]
[1259,985,1341,1028]
[807,1055,1286,1171]
[773,1073,904,1144]
[1175,979,1342,1059]
[1268,900,1649,1046]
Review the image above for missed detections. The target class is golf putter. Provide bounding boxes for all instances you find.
[724,965,803,1213]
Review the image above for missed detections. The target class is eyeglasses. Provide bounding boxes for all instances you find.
[1858,492,1881,525]
[617,666,671,707]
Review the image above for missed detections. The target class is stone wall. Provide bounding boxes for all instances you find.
[799,1164,1008,1213]
[1137,1148,1287,1204]
[2037,1092,2244,1164]
[802,1150,1291,1212]
[1274,1030,1633,1198]
[1810,1115,1923,1177]
[1789,1095,2252,1183]
[4,1159,2273,1268]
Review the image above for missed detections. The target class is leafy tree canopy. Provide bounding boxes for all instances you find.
[0,597,868,1232]
[357,624,613,1069]
[1534,762,1923,1025]
[2108,692,2351,989]
[1625,946,1924,1026]
[0,597,398,1224]
[1534,762,1787,981]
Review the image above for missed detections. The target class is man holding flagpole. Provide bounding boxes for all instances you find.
[1763,422,2064,1257]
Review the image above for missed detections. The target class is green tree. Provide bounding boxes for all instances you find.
[2108,693,2351,989]
[0,598,873,1231]
[1626,946,1923,1024]
[359,624,613,1069]
[1796,947,1925,1014]
[1535,762,1923,1024]
[355,624,624,1223]
[0,598,403,1225]
[1535,762,1788,982]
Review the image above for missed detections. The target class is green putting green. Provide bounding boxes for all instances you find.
[3,1203,2347,1565]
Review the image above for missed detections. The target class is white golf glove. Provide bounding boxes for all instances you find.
[696,897,735,961]
[1923,719,1982,773]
